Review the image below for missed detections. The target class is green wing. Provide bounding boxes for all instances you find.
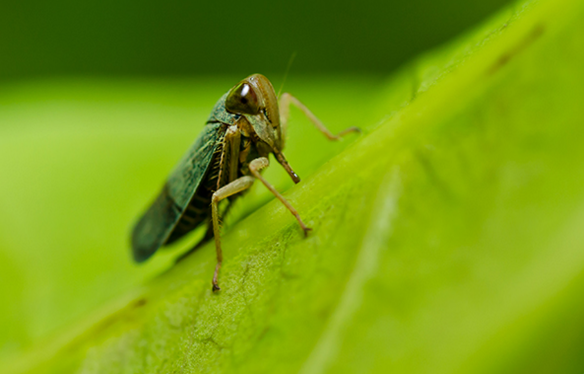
[131,120,225,262]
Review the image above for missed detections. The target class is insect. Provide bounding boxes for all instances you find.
[131,74,359,291]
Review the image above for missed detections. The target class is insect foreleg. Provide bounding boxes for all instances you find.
[279,93,360,147]
[211,175,256,292]
[249,157,311,236]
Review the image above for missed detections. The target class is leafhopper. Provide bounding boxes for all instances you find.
[131,74,358,291]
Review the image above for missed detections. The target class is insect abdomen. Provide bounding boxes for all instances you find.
[164,194,211,245]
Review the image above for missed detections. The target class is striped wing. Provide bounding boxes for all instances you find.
[131,122,225,262]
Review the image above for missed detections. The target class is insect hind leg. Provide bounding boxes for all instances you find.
[211,176,256,292]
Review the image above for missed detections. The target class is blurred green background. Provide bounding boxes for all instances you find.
[0,0,513,367]
[0,0,511,79]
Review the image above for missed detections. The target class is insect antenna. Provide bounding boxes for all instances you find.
[277,51,297,99]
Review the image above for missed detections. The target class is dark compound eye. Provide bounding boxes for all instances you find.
[225,83,260,115]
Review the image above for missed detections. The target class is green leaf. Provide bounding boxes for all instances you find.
[4,0,584,372]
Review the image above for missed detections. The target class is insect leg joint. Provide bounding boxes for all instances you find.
[210,175,256,292]
[248,157,311,236]
[248,157,269,172]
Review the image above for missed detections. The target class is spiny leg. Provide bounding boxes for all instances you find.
[174,197,237,265]
[279,92,360,146]
[249,157,311,236]
[211,176,256,292]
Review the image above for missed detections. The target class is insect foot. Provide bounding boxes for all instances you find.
[339,126,361,137]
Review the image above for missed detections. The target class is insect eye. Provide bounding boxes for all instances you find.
[225,83,260,115]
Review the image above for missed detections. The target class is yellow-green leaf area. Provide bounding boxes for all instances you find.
[3,0,584,372]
